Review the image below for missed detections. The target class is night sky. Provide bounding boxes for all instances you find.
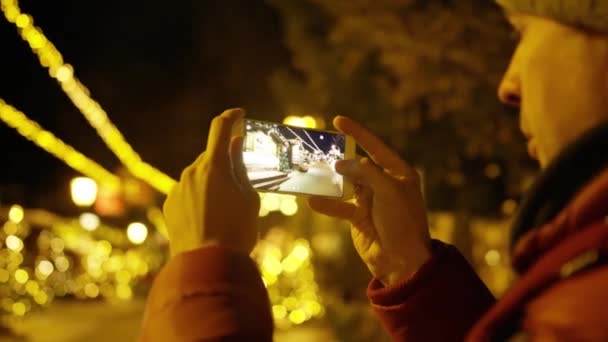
[0,1,291,213]
[278,125,345,154]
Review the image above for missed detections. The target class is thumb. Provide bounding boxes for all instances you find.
[229,136,251,190]
[335,157,389,190]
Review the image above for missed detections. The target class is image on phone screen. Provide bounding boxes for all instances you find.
[243,119,346,198]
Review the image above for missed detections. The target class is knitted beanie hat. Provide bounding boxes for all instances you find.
[496,0,608,34]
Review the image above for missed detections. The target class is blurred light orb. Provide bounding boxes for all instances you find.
[37,260,54,277]
[262,194,281,212]
[84,283,100,298]
[70,177,98,207]
[54,256,70,272]
[485,249,501,266]
[79,213,100,231]
[292,245,310,261]
[5,235,24,252]
[289,309,306,324]
[280,199,298,216]
[127,222,148,245]
[55,64,74,83]
[14,269,29,284]
[272,305,287,320]
[8,204,24,223]
[12,302,26,316]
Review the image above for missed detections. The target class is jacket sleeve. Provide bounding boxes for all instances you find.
[139,245,273,342]
[368,240,495,341]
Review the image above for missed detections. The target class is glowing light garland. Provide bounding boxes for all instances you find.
[1,0,176,194]
[0,99,120,190]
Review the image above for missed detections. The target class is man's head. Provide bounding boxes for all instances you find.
[496,0,608,167]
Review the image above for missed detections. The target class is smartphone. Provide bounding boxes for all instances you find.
[233,118,355,199]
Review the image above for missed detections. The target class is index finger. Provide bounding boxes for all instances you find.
[333,116,412,176]
[206,108,245,166]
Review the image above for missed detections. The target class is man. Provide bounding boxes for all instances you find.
[140,1,608,341]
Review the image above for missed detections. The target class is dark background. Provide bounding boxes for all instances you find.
[0,1,292,212]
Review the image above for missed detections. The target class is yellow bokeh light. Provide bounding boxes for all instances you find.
[289,309,306,325]
[50,238,65,253]
[8,204,24,223]
[0,269,9,283]
[15,14,31,28]
[70,177,98,207]
[37,260,54,277]
[55,64,74,83]
[12,302,26,316]
[262,256,283,276]
[292,245,310,261]
[5,235,24,252]
[272,305,287,320]
[127,222,148,245]
[54,256,70,272]
[25,280,39,295]
[115,270,132,284]
[3,222,19,235]
[84,283,100,298]
[261,194,281,212]
[96,240,112,256]
[485,249,501,266]
[282,296,298,310]
[14,269,29,284]
[279,199,298,216]
[282,255,301,273]
[34,291,48,305]
[116,284,132,300]
[79,212,100,231]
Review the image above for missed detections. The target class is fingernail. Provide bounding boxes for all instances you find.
[224,108,245,118]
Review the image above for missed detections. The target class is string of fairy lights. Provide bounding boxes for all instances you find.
[0,0,176,194]
[0,0,323,329]
[0,99,121,191]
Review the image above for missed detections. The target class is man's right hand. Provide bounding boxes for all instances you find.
[309,116,432,287]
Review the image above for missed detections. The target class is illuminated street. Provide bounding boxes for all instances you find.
[278,162,342,197]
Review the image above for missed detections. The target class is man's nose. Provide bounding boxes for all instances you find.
[498,76,521,107]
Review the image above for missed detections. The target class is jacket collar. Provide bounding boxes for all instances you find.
[511,120,608,248]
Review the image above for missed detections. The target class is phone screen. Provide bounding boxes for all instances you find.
[243,119,346,197]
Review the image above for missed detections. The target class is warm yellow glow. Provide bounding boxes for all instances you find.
[0,100,121,190]
[54,256,70,272]
[70,177,98,207]
[0,269,9,283]
[5,235,24,252]
[116,284,133,300]
[279,199,298,216]
[485,249,501,266]
[3,222,18,235]
[272,305,287,320]
[283,115,317,129]
[25,280,39,295]
[84,283,100,298]
[0,2,176,195]
[34,291,48,305]
[8,204,24,223]
[79,212,100,231]
[50,238,65,253]
[12,302,26,316]
[289,309,306,324]
[262,256,283,276]
[292,245,310,261]
[37,260,54,277]
[115,270,132,284]
[14,269,29,284]
[127,222,148,244]
[261,194,281,212]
